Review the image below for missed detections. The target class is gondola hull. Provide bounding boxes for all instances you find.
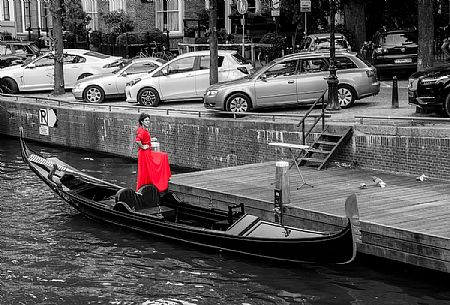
[19,128,360,264]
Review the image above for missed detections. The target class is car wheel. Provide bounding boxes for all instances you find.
[0,78,19,94]
[444,93,450,117]
[226,93,251,112]
[83,85,105,103]
[77,73,92,80]
[337,84,356,108]
[138,87,160,107]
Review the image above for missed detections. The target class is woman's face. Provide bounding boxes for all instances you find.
[142,117,150,128]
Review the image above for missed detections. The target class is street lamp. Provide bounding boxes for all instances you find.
[25,0,32,41]
[326,0,340,111]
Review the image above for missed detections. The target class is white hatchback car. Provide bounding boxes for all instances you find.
[125,50,253,106]
[0,49,121,94]
[72,57,166,103]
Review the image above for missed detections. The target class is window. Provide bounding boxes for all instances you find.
[199,55,224,70]
[109,0,125,12]
[167,57,195,74]
[156,0,182,33]
[335,57,357,70]
[265,60,298,78]
[34,54,55,67]
[301,58,328,73]
[81,0,98,30]
[2,0,10,21]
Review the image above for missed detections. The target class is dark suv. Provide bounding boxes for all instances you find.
[0,41,41,68]
[371,29,418,74]
[408,65,450,117]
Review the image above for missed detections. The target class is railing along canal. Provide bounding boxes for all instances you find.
[297,90,328,145]
[1,93,324,123]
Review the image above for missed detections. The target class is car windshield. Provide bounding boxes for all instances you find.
[381,32,417,46]
[231,52,251,65]
[316,38,348,49]
[28,44,40,54]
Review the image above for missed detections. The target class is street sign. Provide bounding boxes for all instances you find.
[39,108,58,128]
[271,0,280,17]
[300,0,311,13]
[237,0,248,14]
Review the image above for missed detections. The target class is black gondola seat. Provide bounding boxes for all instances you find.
[113,186,175,218]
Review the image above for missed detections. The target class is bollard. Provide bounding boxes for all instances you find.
[392,75,399,108]
[274,161,290,225]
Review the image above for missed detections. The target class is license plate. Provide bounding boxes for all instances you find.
[395,58,412,64]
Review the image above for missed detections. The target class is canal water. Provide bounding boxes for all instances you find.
[1,135,449,305]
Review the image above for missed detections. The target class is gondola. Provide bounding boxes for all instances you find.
[19,128,360,264]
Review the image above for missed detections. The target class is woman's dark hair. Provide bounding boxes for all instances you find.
[138,113,151,126]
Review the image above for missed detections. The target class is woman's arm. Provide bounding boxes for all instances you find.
[136,140,150,150]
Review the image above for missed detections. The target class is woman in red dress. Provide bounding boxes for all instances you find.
[135,113,171,192]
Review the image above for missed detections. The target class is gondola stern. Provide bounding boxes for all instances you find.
[343,193,361,264]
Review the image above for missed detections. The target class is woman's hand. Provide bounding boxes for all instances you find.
[143,144,150,150]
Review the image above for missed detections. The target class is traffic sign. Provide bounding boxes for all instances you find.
[300,0,312,13]
[237,0,248,14]
[271,0,280,17]
[39,108,58,127]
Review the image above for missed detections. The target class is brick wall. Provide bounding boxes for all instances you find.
[1,100,450,181]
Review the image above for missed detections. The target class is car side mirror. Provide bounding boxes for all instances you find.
[161,67,169,75]
[26,63,36,69]
[121,72,128,77]
[259,73,267,81]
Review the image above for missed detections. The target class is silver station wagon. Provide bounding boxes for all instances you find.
[204,51,380,112]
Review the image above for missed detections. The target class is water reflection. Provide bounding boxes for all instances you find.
[1,136,449,304]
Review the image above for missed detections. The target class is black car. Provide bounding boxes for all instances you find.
[0,41,41,68]
[371,29,418,74]
[408,65,450,116]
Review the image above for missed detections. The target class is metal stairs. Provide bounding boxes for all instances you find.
[299,126,353,170]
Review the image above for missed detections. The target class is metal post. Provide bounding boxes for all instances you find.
[26,0,32,41]
[392,76,399,108]
[326,0,340,111]
[241,15,245,56]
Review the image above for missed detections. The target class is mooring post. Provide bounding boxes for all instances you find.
[392,75,399,108]
[274,161,290,225]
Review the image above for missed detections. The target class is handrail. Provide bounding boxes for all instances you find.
[1,93,311,122]
[355,115,450,124]
[296,90,328,144]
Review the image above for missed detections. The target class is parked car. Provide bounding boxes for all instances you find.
[0,49,122,94]
[0,41,41,68]
[204,51,380,112]
[301,33,351,52]
[408,65,450,117]
[125,50,253,106]
[370,29,418,74]
[72,57,166,103]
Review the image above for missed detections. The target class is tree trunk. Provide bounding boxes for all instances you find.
[51,0,65,95]
[343,0,366,51]
[209,0,218,85]
[417,0,434,71]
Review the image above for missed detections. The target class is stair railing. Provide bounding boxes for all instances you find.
[297,90,328,145]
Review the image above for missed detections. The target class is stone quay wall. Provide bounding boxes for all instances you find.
[1,99,450,181]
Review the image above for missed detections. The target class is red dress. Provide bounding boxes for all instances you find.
[135,127,172,192]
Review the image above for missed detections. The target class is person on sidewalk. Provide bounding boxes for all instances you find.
[135,113,171,193]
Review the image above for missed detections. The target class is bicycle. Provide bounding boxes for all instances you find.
[153,45,176,61]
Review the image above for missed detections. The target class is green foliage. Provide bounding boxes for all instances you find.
[102,10,135,34]
[62,0,91,36]
[89,30,102,47]
[116,29,166,46]
[259,32,288,60]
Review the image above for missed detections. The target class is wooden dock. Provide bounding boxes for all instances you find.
[169,162,450,273]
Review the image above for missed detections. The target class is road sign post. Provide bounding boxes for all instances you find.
[237,0,248,57]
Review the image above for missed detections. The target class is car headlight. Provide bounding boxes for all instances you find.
[127,78,141,87]
[206,90,218,97]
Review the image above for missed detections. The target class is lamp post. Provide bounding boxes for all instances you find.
[25,0,32,41]
[326,0,340,111]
